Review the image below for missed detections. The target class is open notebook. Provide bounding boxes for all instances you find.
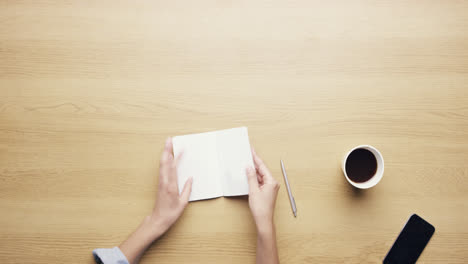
[172,127,254,201]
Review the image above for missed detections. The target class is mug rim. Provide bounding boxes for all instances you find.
[342,145,384,189]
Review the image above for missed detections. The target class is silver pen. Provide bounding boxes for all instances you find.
[280,159,297,217]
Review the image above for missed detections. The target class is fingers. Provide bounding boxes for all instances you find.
[251,147,274,183]
[160,138,174,165]
[175,151,184,165]
[165,137,174,154]
[167,152,184,189]
[159,138,175,187]
[180,177,193,204]
[246,167,259,192]
[251,147,266,172]
[257,172,264,185]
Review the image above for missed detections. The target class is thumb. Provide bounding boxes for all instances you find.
[180,177,193,204]
[246,167,259,192]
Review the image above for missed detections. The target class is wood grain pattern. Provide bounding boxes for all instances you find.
[1,0,468,263]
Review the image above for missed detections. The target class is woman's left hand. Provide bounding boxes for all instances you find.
[151,138,193,233]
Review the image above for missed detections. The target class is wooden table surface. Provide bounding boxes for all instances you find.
[1,1,467,263]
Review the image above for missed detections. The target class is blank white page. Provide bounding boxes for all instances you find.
[172,127,253,201]
[217,127,254,197]
[173,131,223,201]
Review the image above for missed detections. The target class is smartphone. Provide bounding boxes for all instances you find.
[383,214,435,264]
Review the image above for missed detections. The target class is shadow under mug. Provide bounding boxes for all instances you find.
[342,145,384,189]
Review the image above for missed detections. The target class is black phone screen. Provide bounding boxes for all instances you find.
[383,214,435,264]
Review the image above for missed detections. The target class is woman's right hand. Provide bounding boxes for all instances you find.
[246,148,280,233]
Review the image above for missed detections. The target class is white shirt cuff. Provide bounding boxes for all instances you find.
[93,246,129,264]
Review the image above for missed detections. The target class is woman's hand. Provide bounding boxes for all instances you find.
[246,148,280,233]
[119,138,192,264]
[246,148,281,264]
[151,138,193,233]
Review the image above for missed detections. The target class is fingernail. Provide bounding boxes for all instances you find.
[165,137,171,147]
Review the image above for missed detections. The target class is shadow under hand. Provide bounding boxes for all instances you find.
[225,195,249,202]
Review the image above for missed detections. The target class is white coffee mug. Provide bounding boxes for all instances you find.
[342,145,384,189]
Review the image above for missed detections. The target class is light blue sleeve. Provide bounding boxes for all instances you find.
[93,247,129,264]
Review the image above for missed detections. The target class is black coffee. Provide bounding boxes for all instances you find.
[345,148,377,183]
